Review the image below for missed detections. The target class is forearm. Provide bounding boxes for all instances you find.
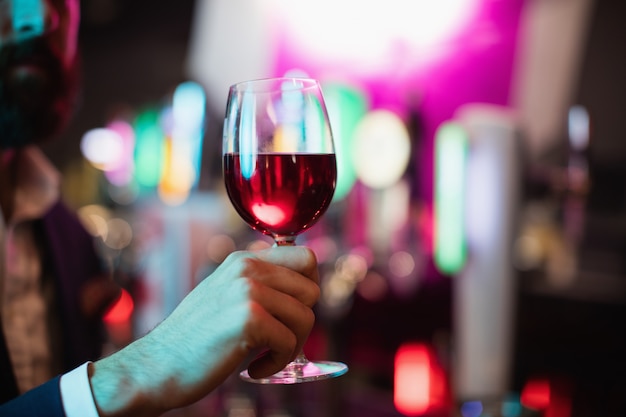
[89,319,244,417]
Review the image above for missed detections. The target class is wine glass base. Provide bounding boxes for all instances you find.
[240,361,348,384]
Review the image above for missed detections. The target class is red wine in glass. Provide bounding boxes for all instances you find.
[224,153,337,243]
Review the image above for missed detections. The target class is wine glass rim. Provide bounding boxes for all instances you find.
[229,77,321,93]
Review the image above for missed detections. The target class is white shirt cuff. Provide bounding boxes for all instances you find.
[60,362,100,417]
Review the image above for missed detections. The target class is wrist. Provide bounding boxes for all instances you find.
[89,339,163,417]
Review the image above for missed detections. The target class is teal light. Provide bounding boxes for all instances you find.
[434,122,468,275]
[240,93,257,180]
[322,83,368,202]
[10,0,45,43]
[134,109,164,188]
[501,393,523,417]
[172,81,207,187]
[172,81,206,131]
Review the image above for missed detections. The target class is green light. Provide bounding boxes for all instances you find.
[434,122,468,275]
[134,109,165,188]
[322,83,368,202]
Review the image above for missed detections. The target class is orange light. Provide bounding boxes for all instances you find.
[394,343,447,416]
[104,288,134,324]
[158,136,194,206]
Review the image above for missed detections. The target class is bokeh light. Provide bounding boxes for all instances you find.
[307,235,339,264]
[389,251,416,278]
[521,378,551,410]
[322,253,369,309]
[104,288,134,325]
[434,122,468,275]
[157,81,207,205]
[80,127,125,171]
[134,108,165,189]
[77,204,113,240]
[394,343,448,416]
[353,110,411,189]
[206,234,236,264]
[356,270,388,302]
[103,218,134,250]
[567,104,590,151]
[460,401,483,417]
[271,0,480,76]
[103,120,135,186]
[323,82,369,201]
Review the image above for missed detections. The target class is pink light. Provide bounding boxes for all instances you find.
[104,120,135,186]
[251,202,288,226]
[394,343,448,416]
[271,0,480,78]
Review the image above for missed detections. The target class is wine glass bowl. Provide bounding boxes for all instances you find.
[223,77,337,246]
[222,77,348,383]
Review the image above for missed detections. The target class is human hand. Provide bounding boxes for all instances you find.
[90,246,319,417]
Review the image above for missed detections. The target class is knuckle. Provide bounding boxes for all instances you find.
[311,282,321,302]
[245,300,264,328]
[241,256,263,275]
[304,283,321,307]
[301,246,318,265]
[247,299,261,316]
[241,276,260,300]
[300,247,320,284]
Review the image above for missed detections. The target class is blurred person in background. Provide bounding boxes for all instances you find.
[1,0,120,400]
[0,1,321,416]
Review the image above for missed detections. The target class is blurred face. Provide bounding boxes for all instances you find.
[0,0,81,149]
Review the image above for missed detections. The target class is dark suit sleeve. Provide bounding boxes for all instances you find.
[0,376,66,417]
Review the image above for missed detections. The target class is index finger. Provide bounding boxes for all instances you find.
[253,246,319,285]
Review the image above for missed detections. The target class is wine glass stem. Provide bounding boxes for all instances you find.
[283,352,310,376]
[274,236,296,246]
[273,235,310,370]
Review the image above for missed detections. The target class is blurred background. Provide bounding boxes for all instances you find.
[42,0,626,416]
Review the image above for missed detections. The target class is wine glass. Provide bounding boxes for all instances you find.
[222,77,348,384]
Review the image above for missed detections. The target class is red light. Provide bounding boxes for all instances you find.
[394,343,447,416]
[521,378,551,410]
[104,288,134,324]
[522,377,572,417]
